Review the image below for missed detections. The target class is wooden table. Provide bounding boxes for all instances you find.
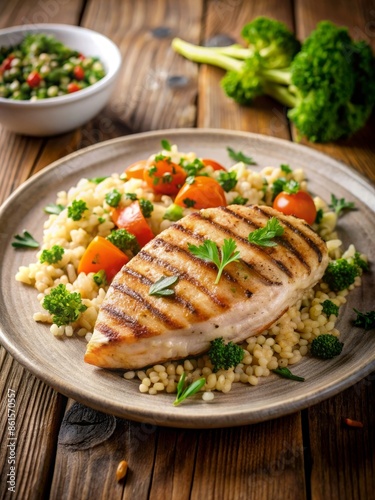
[1,1,374,499]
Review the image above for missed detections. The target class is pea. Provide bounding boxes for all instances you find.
[37,88,47,98]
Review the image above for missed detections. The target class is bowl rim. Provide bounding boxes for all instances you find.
[0,23,122,107]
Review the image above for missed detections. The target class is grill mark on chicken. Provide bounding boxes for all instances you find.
[111,282,184,329]
[255,206,324,263]
[190,211,294,279]
[220,207,311,273]
[137,250,228,308]
[172,222,281,286]
[99,304,154,338]
[121,267,198,314]
[95,322,120,341]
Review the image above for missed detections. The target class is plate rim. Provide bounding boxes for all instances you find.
[1,128,374,428]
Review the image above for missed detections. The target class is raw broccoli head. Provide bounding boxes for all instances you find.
[208,337,244,372]
[221,57,264,104]
[288,21,375,142]
[241,17,300,69]
[323,258,360,292]
[311,334,343,359]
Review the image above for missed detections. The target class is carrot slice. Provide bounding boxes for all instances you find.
[78,236,129,281]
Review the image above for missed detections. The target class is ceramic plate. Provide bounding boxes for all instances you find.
[1,129,374,428]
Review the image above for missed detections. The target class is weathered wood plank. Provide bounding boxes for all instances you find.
[294,0,375,181]
[308,375,375,500]
[190,414,305,500]
[50,401,158,500]
[0,349,66,500]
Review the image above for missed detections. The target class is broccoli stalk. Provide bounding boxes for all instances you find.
[172,19,375,143]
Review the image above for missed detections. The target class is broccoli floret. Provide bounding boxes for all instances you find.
[351,251,369,272]
[40,245,65,264]
[323,258,360,292]
[106,229,140,255]
[42,284,87,327]
[67,200,88,221]
[208,337,244,372]
[172,19,375,143]
[322,300,339,317]
[311,334,343,359]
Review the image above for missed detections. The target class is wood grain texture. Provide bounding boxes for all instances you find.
[50,402,158,500]
[190,414,305,500]
[308,376,375,500]
[197,0,293,138]
[80,0,203,132]
[293,0,375,181]
[0,349,66,500]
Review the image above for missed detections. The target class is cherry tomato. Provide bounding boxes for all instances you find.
[111,201,154,248]
[202,159,226,171]
[174,176,227,209]
[273,191,317,225]
[1,55,15,72]
[26,71,42,88]
[125,160,148,180]
[67,82,81,93]
[73,66,85,80]
[78,236,129,281]
[144,157,187,195]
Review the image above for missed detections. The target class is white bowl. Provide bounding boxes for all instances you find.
[0,24,122,136]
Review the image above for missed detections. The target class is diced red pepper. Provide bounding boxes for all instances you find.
[67,82,81,93]
[73,66,85,80]
[26,71,42,88]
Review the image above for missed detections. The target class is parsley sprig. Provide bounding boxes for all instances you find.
[188,238,240,284]
[248,218,284,247]
[44,203,65,215]
[149,276,179,297]
[161,139,172,151]
[12,230,39,249]
[227,147,256,165]
[353,309,375,331]
[329,194,356,216]
[173,372,206,406]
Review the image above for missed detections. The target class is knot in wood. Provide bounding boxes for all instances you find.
[204,34,236,47]
[58,402,116,450]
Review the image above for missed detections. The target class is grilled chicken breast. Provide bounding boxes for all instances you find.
[85,205,328,369]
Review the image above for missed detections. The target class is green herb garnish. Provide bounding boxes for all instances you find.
[161,139,172,151]
[180,158,205,177]
[89,176,108,184]
[105,189,122,208]
[183,198,196,208]
[248,217,284,247]
[67,200,88,221]
[106,229,139,255]
[139,198,154,218]
[188,238,240,284]
[12,230,39,249]
[280,164,292,174]
[227,147,256,165]
[315,208,324,224]
[218,170,237,192]
[149,275,179,297]
[125,192,138,201]
[329,194,356,216]
[44,203,65,215]
[173,372,206,406]
[272,367,305,382]
[40,245,65,264]
[353,309,375,331]
[231,195,248,205]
